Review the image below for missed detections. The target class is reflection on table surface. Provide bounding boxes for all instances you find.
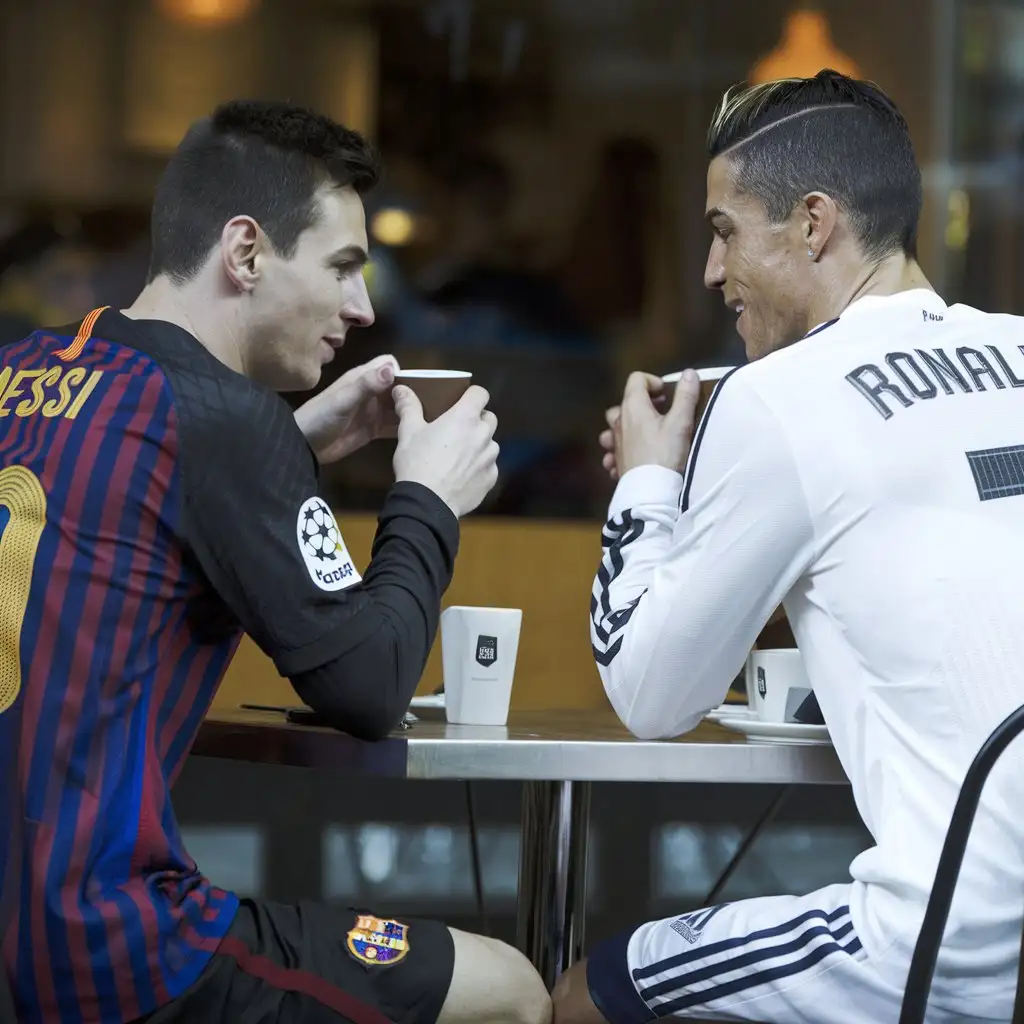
[205,706,746,742]
[196,707,848,784]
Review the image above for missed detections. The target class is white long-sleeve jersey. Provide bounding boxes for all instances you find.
[591,289,1024,1012]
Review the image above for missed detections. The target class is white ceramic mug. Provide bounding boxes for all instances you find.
[745,649,814,723]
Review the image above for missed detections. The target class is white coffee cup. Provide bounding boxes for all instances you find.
[393,369,472,422]
[441,606,522,725]
[745,649,814,724]
[660,366,736,421]
[661,365,735,385]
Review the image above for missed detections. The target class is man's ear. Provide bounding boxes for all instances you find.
[220,216,265,292]
[803,191,839,258]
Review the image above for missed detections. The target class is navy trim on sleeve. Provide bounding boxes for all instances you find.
[586,927,656,1024]
[680,367,742,513]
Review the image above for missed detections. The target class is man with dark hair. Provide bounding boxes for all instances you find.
[555,71,1024,1022]
[706,72,922,264]
[148,102,380,290]
[0,99,550,1024]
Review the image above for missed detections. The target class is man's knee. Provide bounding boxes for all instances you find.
[551,959,606,1024]
[491,939,550,1024]
[439,929,551,1024]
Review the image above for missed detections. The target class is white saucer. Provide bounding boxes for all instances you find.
[717,717,831,745]
[706,703,755,723]
[409,694,445,710]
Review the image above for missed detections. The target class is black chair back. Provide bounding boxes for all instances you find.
[899,703,1024,1023]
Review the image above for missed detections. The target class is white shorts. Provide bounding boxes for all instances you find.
[585,883,983,1023]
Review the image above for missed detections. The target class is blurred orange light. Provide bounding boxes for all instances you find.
[371,209,417,247]
[157,0,257,28]
[749,8,861,84]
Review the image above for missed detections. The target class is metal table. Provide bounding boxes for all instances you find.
[194,708,847,987]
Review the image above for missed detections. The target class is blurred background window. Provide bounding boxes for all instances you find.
[0,0,1015,518]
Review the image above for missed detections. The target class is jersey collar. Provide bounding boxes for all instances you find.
[803,288,948,340]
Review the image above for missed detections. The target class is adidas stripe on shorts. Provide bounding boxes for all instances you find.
[585,882,978,1023]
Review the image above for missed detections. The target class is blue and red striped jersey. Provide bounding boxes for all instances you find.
[1,306,460,1024]
[0,310,242,1023]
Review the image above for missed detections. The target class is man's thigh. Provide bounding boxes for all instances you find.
[583,883,903,1023]
[149,898,455,1024]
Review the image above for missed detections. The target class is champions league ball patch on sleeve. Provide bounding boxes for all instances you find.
[296,496,362,592]
[346,915,410,966]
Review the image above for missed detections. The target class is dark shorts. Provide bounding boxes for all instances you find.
[143,898,455,1024]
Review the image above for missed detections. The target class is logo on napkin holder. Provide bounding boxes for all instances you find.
[476,635,498,666]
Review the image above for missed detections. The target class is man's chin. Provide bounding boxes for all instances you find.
[263,365,322,393]
[736,317,762,361]
[739,326,766,363]
[743,328,802,363]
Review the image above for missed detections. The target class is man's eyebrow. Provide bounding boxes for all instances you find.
[705,207,728,224]
[326,245,368,267]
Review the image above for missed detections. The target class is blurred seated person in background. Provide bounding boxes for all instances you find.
[418,155,609,516]
[370,153,608,517]
[0,217,97,343]
[418,154,587,339]
[1,99,548,1024]
[556,71,1024,1023]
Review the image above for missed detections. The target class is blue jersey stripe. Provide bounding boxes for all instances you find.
[42,366,139,1019]
[75,371,173,1018]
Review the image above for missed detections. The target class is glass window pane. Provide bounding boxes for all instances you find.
[180,825,265,898]
[655,824,867,903]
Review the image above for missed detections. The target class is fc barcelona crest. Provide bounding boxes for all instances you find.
[346,915,410,966]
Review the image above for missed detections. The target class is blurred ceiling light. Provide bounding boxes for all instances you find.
[157,0,257,28]
[371,208,417,247]
[749,8,861,84]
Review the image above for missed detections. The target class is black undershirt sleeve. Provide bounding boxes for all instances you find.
[173,374,458,739]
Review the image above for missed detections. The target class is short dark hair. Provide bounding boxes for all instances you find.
[706,70,922,260]
[148,99,381,283]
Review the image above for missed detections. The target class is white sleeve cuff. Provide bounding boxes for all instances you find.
[609,465,683,518]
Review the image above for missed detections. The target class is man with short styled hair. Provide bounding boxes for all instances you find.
[555,70,1024,1023]
[1,99,549,1024]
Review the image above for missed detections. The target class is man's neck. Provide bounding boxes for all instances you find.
[122,277,246,375]
[809,252,935,333]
